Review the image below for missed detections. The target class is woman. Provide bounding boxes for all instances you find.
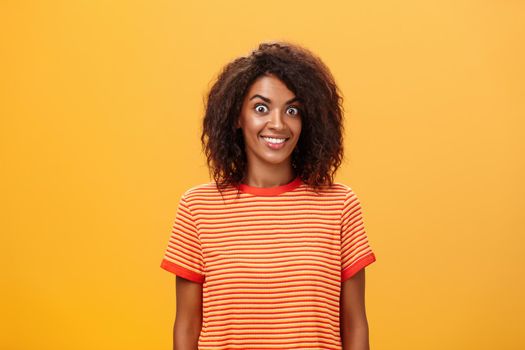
[161,41,377,350]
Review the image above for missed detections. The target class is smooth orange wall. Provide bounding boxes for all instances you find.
[1,1,524,349]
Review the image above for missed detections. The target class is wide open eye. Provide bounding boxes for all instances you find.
[254,104,269,113]
[287,106,300,116]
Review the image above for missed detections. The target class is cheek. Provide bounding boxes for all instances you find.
[293,120,302,135]
[240,121,261,142]
[245,118,265,135]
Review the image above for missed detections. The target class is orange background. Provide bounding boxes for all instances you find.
[1,1,524,349]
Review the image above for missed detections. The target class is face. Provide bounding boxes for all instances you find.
[236,74,302,170]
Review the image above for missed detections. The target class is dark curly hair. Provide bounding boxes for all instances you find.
[201,41,345,194]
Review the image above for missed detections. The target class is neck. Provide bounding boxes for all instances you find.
[243,163,296,188]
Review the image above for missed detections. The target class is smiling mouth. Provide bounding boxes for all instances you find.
[260,135,289,150]
[261,136,289,144]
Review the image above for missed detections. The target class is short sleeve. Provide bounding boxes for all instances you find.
[340,188,377,282]
[160,193,205,283]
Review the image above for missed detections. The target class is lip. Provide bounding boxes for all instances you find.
[260,135,288,150]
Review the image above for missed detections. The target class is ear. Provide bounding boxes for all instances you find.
[235,117,241,129]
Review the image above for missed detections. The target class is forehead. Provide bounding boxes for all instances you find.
[245,74,296,99]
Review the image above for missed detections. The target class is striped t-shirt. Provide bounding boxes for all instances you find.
[160,176,377,349]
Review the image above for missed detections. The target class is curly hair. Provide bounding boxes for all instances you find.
[200,41,345,194]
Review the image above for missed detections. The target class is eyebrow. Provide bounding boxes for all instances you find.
[249,94,301,105]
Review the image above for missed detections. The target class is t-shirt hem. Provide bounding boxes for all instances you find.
[160,258,205,283]
[341,252,376,282]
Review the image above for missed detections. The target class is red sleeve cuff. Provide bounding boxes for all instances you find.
[160,259,205,284]
[341,253,376,282]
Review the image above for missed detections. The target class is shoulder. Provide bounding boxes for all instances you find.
[318,181,355,197]
[330,182,352,192]
[181,181,218,200]
[319,182,364,205]
[181,181,237,203]
[298,181,356,205]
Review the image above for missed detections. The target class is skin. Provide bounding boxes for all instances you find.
[341,269,370,350]
[173,73,370,349]
[235,73,302,188]
[173,276,202,350]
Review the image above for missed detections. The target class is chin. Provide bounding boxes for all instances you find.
[259,155,293,165]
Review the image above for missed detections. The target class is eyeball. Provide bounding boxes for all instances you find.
[287,106,300,116]
[255,104,269,113]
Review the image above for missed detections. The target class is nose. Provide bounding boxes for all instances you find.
[268,109,285,130]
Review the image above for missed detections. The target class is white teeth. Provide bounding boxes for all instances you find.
[262,136,287,144]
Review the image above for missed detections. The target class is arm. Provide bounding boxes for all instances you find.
[173,276,203,350]
[340,268,370,350]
